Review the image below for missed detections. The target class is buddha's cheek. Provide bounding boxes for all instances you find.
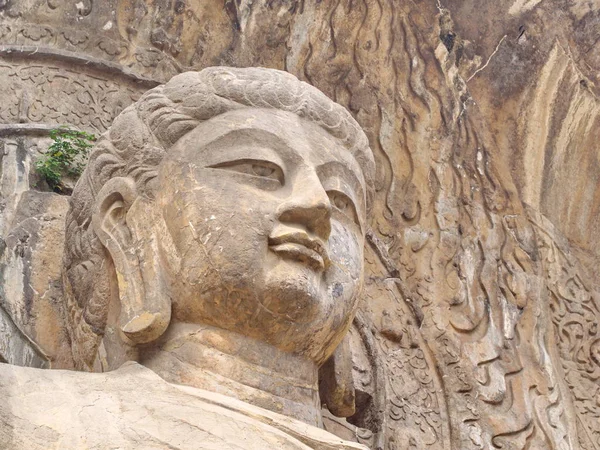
[159,184,278,327]
[326,219,364,317]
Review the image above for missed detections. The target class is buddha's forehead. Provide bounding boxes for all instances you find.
[168,108,366,190]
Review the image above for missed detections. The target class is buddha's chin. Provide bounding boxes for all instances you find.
[261,263,330,324]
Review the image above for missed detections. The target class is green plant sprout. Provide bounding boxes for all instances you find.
[36,127,96,192]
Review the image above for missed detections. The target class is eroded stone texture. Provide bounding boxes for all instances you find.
[0,190,71,368]
[0,362,367,450]
[0,2,598,450]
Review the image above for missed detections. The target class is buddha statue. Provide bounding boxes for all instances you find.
[0,67,375,449]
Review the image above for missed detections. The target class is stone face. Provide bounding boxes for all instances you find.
[1,66,375,449]
[0,2,599,450]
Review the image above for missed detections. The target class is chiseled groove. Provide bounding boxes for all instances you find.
[327,0,342,61]
[373,0,383,51]
[302,41,315,86]
[375,103,395,220]
[491,418,534,449]
[407,20,447,129]
[352,0,368,80]
[400,16,431,115]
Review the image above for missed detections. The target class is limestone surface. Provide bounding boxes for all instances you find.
[0,361,367,450]
[0,2,599,449]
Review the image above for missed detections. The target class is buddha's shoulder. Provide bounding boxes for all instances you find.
[0,362,367,450]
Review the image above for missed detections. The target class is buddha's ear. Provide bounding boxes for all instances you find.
[92,177,171,345]
[318,334,356,417]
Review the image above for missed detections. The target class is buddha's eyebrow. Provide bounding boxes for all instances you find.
[193,128,301,165]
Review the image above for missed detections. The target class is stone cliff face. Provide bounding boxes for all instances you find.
[0,1,598,449]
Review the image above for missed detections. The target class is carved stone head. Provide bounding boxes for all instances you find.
[63,67,375,370]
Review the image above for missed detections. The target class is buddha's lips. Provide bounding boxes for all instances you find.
[268,233,329,270]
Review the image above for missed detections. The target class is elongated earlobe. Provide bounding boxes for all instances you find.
[318,334,356,417]
[92,177,171,345]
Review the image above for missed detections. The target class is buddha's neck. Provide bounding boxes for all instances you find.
[138,322,322,427]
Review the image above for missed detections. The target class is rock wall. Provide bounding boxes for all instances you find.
[0,1,598,449]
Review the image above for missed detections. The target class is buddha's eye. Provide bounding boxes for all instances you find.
[208,159,284,188]
[252,164,276,178]
[328,190,360,227]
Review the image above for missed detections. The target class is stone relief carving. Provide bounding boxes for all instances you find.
[358,240,448,450]
[0,66,378,449]
[0,62,145,132]
[0,1,598,449]
[527,207,600,450]
[0,19,181,81]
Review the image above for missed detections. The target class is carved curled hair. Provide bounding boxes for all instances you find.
[63,67,375,369]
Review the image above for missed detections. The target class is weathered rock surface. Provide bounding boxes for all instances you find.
[0,190,71,368]
[0,1,598,449]
[0,361,367,450]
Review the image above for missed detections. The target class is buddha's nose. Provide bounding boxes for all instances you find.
[276,171,332,241]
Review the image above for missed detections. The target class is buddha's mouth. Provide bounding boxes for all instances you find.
[268,232,329,270]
